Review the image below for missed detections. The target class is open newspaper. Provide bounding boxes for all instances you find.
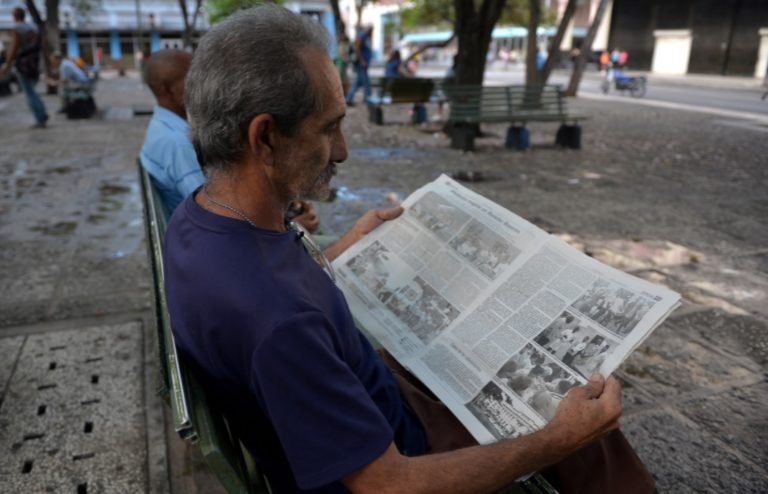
[331,175,680,444]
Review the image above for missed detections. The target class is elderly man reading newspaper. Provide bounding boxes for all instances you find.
[164,5,658,493]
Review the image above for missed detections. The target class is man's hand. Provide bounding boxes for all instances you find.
[542,374,622,456]
[324,206,403,261]
[0,64,9,76]
[291,201,320,234]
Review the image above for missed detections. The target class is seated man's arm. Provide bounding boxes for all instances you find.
[324,206,403,261]
[343,375,622,494]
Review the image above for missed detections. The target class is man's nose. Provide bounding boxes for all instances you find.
[333,130,348,164]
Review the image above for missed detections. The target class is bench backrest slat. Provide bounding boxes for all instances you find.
[446,85,568,123]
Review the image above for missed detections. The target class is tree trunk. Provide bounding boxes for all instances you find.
[539,0,577,85]
[25,0,59,94]
[453,0,506,86]
[565,0,609,97]
[328,0,347,44]
[448,0,507,140]
[525,0,540,86]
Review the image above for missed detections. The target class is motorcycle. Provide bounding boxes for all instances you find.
[601,68,646,98]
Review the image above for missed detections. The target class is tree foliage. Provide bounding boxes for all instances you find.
[206,0,280,25]
[401,0,555,31]
[69,0,102,21]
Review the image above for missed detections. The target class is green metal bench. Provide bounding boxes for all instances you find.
[367,77,436,125]
[446,85,587,151]
[139,161,557,494]
[139,161,272,493]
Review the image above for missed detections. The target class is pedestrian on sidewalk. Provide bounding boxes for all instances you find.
[0,7,49,128]
[345,25,373,106]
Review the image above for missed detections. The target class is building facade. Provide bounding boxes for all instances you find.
[609,0,768,77]
[1,0,335,69]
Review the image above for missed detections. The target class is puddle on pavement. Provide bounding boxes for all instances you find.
[97,183,131,213]
[86,181,144,258]
[29,221,78,236]
[320,184,406,233]
[45,166,73,175]
[350,147,431,159]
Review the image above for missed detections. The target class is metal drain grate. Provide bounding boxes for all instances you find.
[0,323,147,492]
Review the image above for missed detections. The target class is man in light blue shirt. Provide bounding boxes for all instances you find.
[140,49,204,212]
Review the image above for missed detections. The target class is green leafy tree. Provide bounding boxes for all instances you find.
[206,0,279,25]
[400,0,557,86]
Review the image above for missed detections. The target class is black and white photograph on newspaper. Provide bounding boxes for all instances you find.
[408,191,471,242]
[346,241,407,303]
[534,311,584,358]
[564,334,616,377]
[571,279,656,337]
[465,381,532,441]
[496,344,579,421]
[385,276,460,344]
[448,219,521,280]
[533,311,619,377]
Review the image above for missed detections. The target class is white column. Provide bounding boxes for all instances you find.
[756,28,768,79]
[651,29,692,75]
[593,0,613,52]
[560,18,574,50]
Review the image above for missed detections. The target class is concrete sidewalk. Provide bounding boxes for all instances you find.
[1,71,766,493]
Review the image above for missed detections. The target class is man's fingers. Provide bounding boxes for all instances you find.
[599,376,623,414]
[375,206,404,221]
[571,376,605,400]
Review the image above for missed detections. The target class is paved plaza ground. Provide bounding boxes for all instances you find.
[0,71,766,493]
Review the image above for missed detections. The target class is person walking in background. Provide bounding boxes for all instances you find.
[618,49,629,68]
[334,32,350,94]
[345,25,373,106]
[599,50,610,72]
[0,7,49,128]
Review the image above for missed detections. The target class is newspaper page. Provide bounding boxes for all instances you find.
[332,174,681,444]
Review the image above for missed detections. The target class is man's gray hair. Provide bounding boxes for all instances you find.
[185,5,329,171]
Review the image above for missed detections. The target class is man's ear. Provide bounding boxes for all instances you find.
[247,114,278,167]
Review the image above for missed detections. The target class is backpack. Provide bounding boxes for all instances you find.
[14,26,41,79]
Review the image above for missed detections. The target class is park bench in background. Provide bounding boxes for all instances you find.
[367,77,436,125]
[446,85,586,151]
[139,161,558,494]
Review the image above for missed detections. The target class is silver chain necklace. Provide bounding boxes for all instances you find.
[202,186,260,229]
[201,186,336,282]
